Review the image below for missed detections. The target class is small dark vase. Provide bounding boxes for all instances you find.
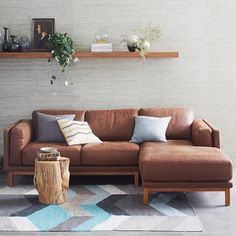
[127,45,141,52]
[127,45,137,52]
[2,27,11,52]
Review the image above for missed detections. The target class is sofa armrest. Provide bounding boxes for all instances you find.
[4,120,33,169]
[203,120,220,148]
[192,119,213,147]
[4,120,23,170]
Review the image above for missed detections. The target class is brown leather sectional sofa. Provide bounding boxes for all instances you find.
[4,108,233,205]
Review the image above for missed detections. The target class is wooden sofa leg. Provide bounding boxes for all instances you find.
[134,172,139,188]
[143,188,149,205]
[225,188,230,206]
[8,172,14,187]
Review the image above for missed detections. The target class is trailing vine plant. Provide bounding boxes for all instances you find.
[48,33,78,86]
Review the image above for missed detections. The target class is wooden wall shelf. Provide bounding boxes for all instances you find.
[0,51,178,59]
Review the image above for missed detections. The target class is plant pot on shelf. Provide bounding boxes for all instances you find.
[127,45,137,52]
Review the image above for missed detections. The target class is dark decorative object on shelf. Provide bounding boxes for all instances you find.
[9,35,22,52]
[2,27,11,51]
[2,27,22,52]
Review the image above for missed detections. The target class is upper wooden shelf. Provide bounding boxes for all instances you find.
[0,51,178,59]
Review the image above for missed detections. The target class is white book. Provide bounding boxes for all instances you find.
[92,46,113,49]
[91,43,112,47]
[91,48,113,52]
[91,43,113,52]
[91,43,113,50]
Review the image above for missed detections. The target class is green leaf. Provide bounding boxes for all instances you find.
[48,32,76,85]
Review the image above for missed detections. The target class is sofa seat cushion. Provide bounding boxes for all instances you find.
[81,141,139,166]
[140,140,233,182]
[22,142,82,166]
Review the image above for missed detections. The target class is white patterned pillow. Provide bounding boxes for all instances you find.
[57,119,102,145]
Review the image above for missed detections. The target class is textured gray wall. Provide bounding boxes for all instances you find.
[0,0,236,161]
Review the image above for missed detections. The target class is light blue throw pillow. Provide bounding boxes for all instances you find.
[37,112,75,142]
[130,116,171,144]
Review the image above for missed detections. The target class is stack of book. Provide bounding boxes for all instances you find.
[91,43,113,52]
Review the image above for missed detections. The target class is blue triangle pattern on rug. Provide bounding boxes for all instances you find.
[27,205,73,231]
[0,184,203,232]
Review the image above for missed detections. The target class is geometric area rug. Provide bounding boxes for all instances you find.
[0,184,203,232]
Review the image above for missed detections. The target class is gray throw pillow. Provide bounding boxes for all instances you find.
[130,115,171,144]
[36,112,75,142]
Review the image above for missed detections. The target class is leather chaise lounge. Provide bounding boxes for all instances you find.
[4,108,233,206]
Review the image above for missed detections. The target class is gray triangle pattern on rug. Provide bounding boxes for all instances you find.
[0,184,203,232]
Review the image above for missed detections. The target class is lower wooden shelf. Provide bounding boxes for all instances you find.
[0,51,178,59]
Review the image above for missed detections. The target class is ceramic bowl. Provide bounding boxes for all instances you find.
[40,147,58,153]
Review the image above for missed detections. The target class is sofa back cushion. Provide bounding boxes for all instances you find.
[85,109,138,141]
[32,110,85,139]
[139,108,194,140]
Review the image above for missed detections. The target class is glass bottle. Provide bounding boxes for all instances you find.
[20,36,30,51]
[2,27,10,51]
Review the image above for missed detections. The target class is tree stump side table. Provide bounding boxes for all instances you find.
[34,157,70,204]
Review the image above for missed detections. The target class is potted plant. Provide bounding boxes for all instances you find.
[48,33,78,86]
[121,34,139,52]
[122,26,161,58]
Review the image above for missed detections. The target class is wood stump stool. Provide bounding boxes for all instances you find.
[34,157,70,204]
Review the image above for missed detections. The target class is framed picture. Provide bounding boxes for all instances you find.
[31,18,55,51]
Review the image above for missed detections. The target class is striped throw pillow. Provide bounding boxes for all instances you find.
[57,119,102,145]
